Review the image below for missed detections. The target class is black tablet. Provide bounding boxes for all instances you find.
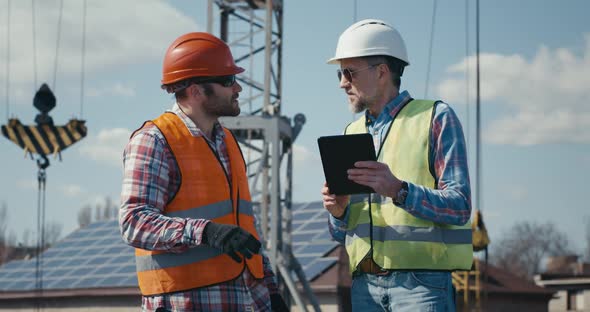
[317,133,377,195]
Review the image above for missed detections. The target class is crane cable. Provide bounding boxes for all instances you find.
[35,158,46,309]
[475,0,489,307]
[465,0,470,149]
[424,0,437,98]
[32,0,65,305]
[31,0,46,300]
[52,0,63,92]
[5,0,10,121]
[79,0,87,118]
[32,0,37,90]
[351,0,357,123]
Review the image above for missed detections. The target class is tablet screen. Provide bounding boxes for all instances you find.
[317,133,376,195]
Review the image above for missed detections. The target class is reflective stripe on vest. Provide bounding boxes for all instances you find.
[134,112,263,296]
[344,100,473,272]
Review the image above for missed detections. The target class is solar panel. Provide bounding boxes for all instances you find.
[86,256,112,266]
[304,257,339,282]
[48,278,81,289]
[292,232,320,243]
[75,277,102,289]
[291,201,339,281]
[0,202,341,292]
[7,280,35,291]
[0,219,137,292]
[298,221,327,232]
[295,242,339,255]
[121,275,138,286]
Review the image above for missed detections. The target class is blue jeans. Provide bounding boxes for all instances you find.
[351,271,455,312]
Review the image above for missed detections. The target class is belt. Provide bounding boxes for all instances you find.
[357,257,391,275]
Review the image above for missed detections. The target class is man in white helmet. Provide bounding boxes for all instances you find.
[321,19,473,311]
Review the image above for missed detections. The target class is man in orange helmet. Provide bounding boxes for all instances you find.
[119,32,288,311]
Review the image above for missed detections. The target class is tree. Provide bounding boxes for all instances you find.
[491,221,573,280]
[0,202,63,263]
[585,217,590,263]
[77,197,118,228]
[103,197,114,220]
[0,202,8,264]
[78,204,92,227]
[0,202,7,244]
[43,222,63,247]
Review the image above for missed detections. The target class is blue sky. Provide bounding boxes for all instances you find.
[1,0,589,255]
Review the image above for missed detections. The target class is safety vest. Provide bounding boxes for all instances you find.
[344,99,473,272]
[134,112,263,296]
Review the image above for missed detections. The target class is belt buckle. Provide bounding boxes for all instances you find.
[360,258,389,275]
[374,268,390,275]
[368,258,389,275]
[371,261,389,275]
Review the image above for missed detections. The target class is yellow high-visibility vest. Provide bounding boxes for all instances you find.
[344,99,473,272]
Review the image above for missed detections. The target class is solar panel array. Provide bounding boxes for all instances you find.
[0,220,136,291]
[0,201,339,292]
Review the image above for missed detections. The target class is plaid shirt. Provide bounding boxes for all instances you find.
[329,90,472,242]
[120,103,277,311]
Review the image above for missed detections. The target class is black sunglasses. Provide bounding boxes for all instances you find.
[337,64,379,83]
[193,75,236,87]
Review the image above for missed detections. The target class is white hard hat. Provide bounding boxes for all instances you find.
[327,19,410,65]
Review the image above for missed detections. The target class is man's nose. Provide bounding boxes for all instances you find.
[339,75,350,88]
[234,80,243,92]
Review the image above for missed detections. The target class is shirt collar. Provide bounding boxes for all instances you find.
[365,90,412,125]
[169,102,225,141]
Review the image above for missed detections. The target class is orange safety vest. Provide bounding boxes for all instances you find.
[134,112,264,296]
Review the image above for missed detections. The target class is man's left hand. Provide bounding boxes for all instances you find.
[348,160,402,198]
[270,293,289,312]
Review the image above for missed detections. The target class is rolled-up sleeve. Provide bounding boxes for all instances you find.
[119,127,209,253]
[400,103,472,226]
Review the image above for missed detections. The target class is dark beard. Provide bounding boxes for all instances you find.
[203,100,240,117]
[202,86,241,117]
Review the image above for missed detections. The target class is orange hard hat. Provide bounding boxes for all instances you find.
[161,32,244,85]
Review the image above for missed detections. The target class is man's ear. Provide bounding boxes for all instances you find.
[188,84,204,99]
[377,63,389,79]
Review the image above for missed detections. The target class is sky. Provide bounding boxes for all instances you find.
[0,0,589,257]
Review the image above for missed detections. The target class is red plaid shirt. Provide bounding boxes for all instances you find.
[120,104,277,311]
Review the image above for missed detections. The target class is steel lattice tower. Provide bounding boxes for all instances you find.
[208,1,319,310]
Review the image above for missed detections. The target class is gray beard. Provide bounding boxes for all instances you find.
[349,100,368,114]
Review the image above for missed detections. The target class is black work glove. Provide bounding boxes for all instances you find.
[203,222,261,263]
[270,293,289,312]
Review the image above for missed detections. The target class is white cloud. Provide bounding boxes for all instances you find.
[292,143,325,201]
[79,128,131,167]
[0,0,199,102]
[437,34,590,145]
[485,111,590,145]
[16,179,37,190]
[506,184,528,202]
[293,144,320,165]
[59,184,85,198]
[472,209,501,221]
[87,83,136,97]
